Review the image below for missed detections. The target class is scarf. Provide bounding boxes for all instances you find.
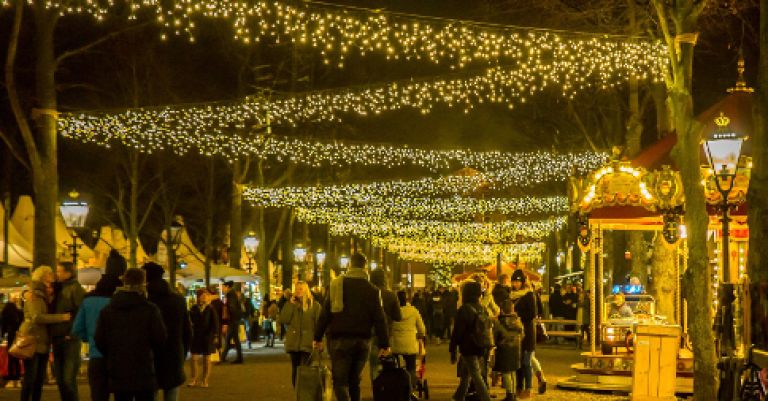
[509,288,532,302]
[330,268,369,313]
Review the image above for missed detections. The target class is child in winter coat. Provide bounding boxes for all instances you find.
[493,300,524,401]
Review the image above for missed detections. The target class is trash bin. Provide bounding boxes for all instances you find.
[630,324,681,401]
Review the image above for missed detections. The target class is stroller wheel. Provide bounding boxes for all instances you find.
[423,380,429,400]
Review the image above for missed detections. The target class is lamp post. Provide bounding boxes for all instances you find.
[60,190,89,267]
[315,250,326,286]
[339,255,350,274]
[704,113,748,401]
[294,244,307,282]
[167,216,184,287]
[243,231,260,274]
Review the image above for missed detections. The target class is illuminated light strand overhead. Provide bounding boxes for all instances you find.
[247,195,567,221]
[395,250,541,266]
[18,0,667,73]
[58,61,646,159]
[295,208,567,242]
[378,238,546,265]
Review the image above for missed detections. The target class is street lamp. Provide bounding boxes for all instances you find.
[315,250,326,286]
[703,113,747,399]
[167,216,184,287]
[370,261,378,270]
[339,255,350,273]
[243,231,260,274]
[294,244,307,281]
[60,190,89,266]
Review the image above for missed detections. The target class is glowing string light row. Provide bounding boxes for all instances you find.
[374,237,546,265]
[248,195,567,221]
[18,0,667,72]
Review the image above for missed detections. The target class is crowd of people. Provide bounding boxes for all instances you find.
[0,250,578,401]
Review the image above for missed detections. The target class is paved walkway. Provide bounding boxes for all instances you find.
[0,340,629,401]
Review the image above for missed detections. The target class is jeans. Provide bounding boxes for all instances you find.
[289,351,311,387]
[395,354,417,388]
[531,351,542,374]
[453,355,490,401]
[113,391,155,401]
[328,337,370,401]
[21,353,48,401]
[160,386,180,401]
[516,350,533,390]
[501,372,517,395]
[52,336,82,401]
[88,358,109,401]
[222,323,243,362]
[368,343,381,385]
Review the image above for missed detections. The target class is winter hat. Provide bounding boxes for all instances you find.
[141,262,165,282]
[105,250,127,277]
[511,269,526,284]
[461,281,482,304]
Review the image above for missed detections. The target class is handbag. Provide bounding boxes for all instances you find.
[9,331,36,360]
[296,351,332,401]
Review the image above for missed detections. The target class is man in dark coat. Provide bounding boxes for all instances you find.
[51,261,86,401]
[222,281,244,363]
[143,263,192,401]
[368,269,402,384]
[313,253,390,401]
[95,268,167,401]
[449,281,491,401]
[510,269,537,399]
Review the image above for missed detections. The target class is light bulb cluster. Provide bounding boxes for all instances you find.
[297,209,566,242]
[58,61,646,158]
[20,0,667,72]
[249,195,567,221]
[374,236,545,257]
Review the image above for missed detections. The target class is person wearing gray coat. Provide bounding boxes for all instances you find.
[278,281,321,387]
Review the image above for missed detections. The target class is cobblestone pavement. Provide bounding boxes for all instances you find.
[0,340,632,401]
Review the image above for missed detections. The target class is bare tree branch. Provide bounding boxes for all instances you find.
[0,127,30,170]
[55,22,151,69]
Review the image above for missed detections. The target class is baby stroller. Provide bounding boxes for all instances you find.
[415,355,429,399]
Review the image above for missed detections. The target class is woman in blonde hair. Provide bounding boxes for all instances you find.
[278,281,321,387]
[20,266,71,401]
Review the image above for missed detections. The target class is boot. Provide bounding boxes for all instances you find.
[535,371,547,394]
[503,393,517,401]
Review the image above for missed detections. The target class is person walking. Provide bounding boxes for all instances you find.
[443,287,459,341]
[20,266,72,401]
[188,288,218,388]
[50,261,86,401]
[208,288,224,358]
[2,295,23,388]
[368,269,401,384]
[531,283,548,394]
[261,296,277,347]
[390,290,426,391]
[95,268,167,401]
[510,270,537,399]
[313,253,390,401]
[428,289,445,344]
[277,288,292,342]
[449,280,492,401]
[144,263,192,401]
[221,281,244,363]
[278,281,321,387]
[493,300,523,401]
[71,274,121,401]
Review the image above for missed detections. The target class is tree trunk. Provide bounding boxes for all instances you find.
[748,0,768,285]
[229,160,243,269]
[629,232,648,284]
[203,159,215,287]
[651,234,677,323]
[31,5,59,269]
[128,151,139,268]
[281,211,295,290]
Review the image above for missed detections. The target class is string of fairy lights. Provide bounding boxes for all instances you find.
[247,195,567,221]
[369,237,546,265]
[58,62,642,159]
[20,0,667,71]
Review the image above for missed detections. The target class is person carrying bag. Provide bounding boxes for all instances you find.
[296,351,332,401]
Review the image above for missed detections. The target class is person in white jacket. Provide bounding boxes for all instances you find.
[390,290,426,389]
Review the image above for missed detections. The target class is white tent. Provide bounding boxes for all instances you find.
[0,202,33,268]
[157,224,256,282]
[92,225,150,268]
[11,195,95,266]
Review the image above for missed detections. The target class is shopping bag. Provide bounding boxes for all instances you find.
[296,352,332,401]
[8,332,36,360]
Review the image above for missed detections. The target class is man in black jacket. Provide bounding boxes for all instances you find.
[143,263,192,401]
[450,281,491,401]
[222,281,244,363]
[368,269,402,384]
[51,261,86,401]
[313,253,390,401]
[95,268,167,401]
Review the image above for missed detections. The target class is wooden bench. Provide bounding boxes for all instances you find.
[539,319,581,347]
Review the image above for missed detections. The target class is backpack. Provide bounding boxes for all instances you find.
[467,304,492,349]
